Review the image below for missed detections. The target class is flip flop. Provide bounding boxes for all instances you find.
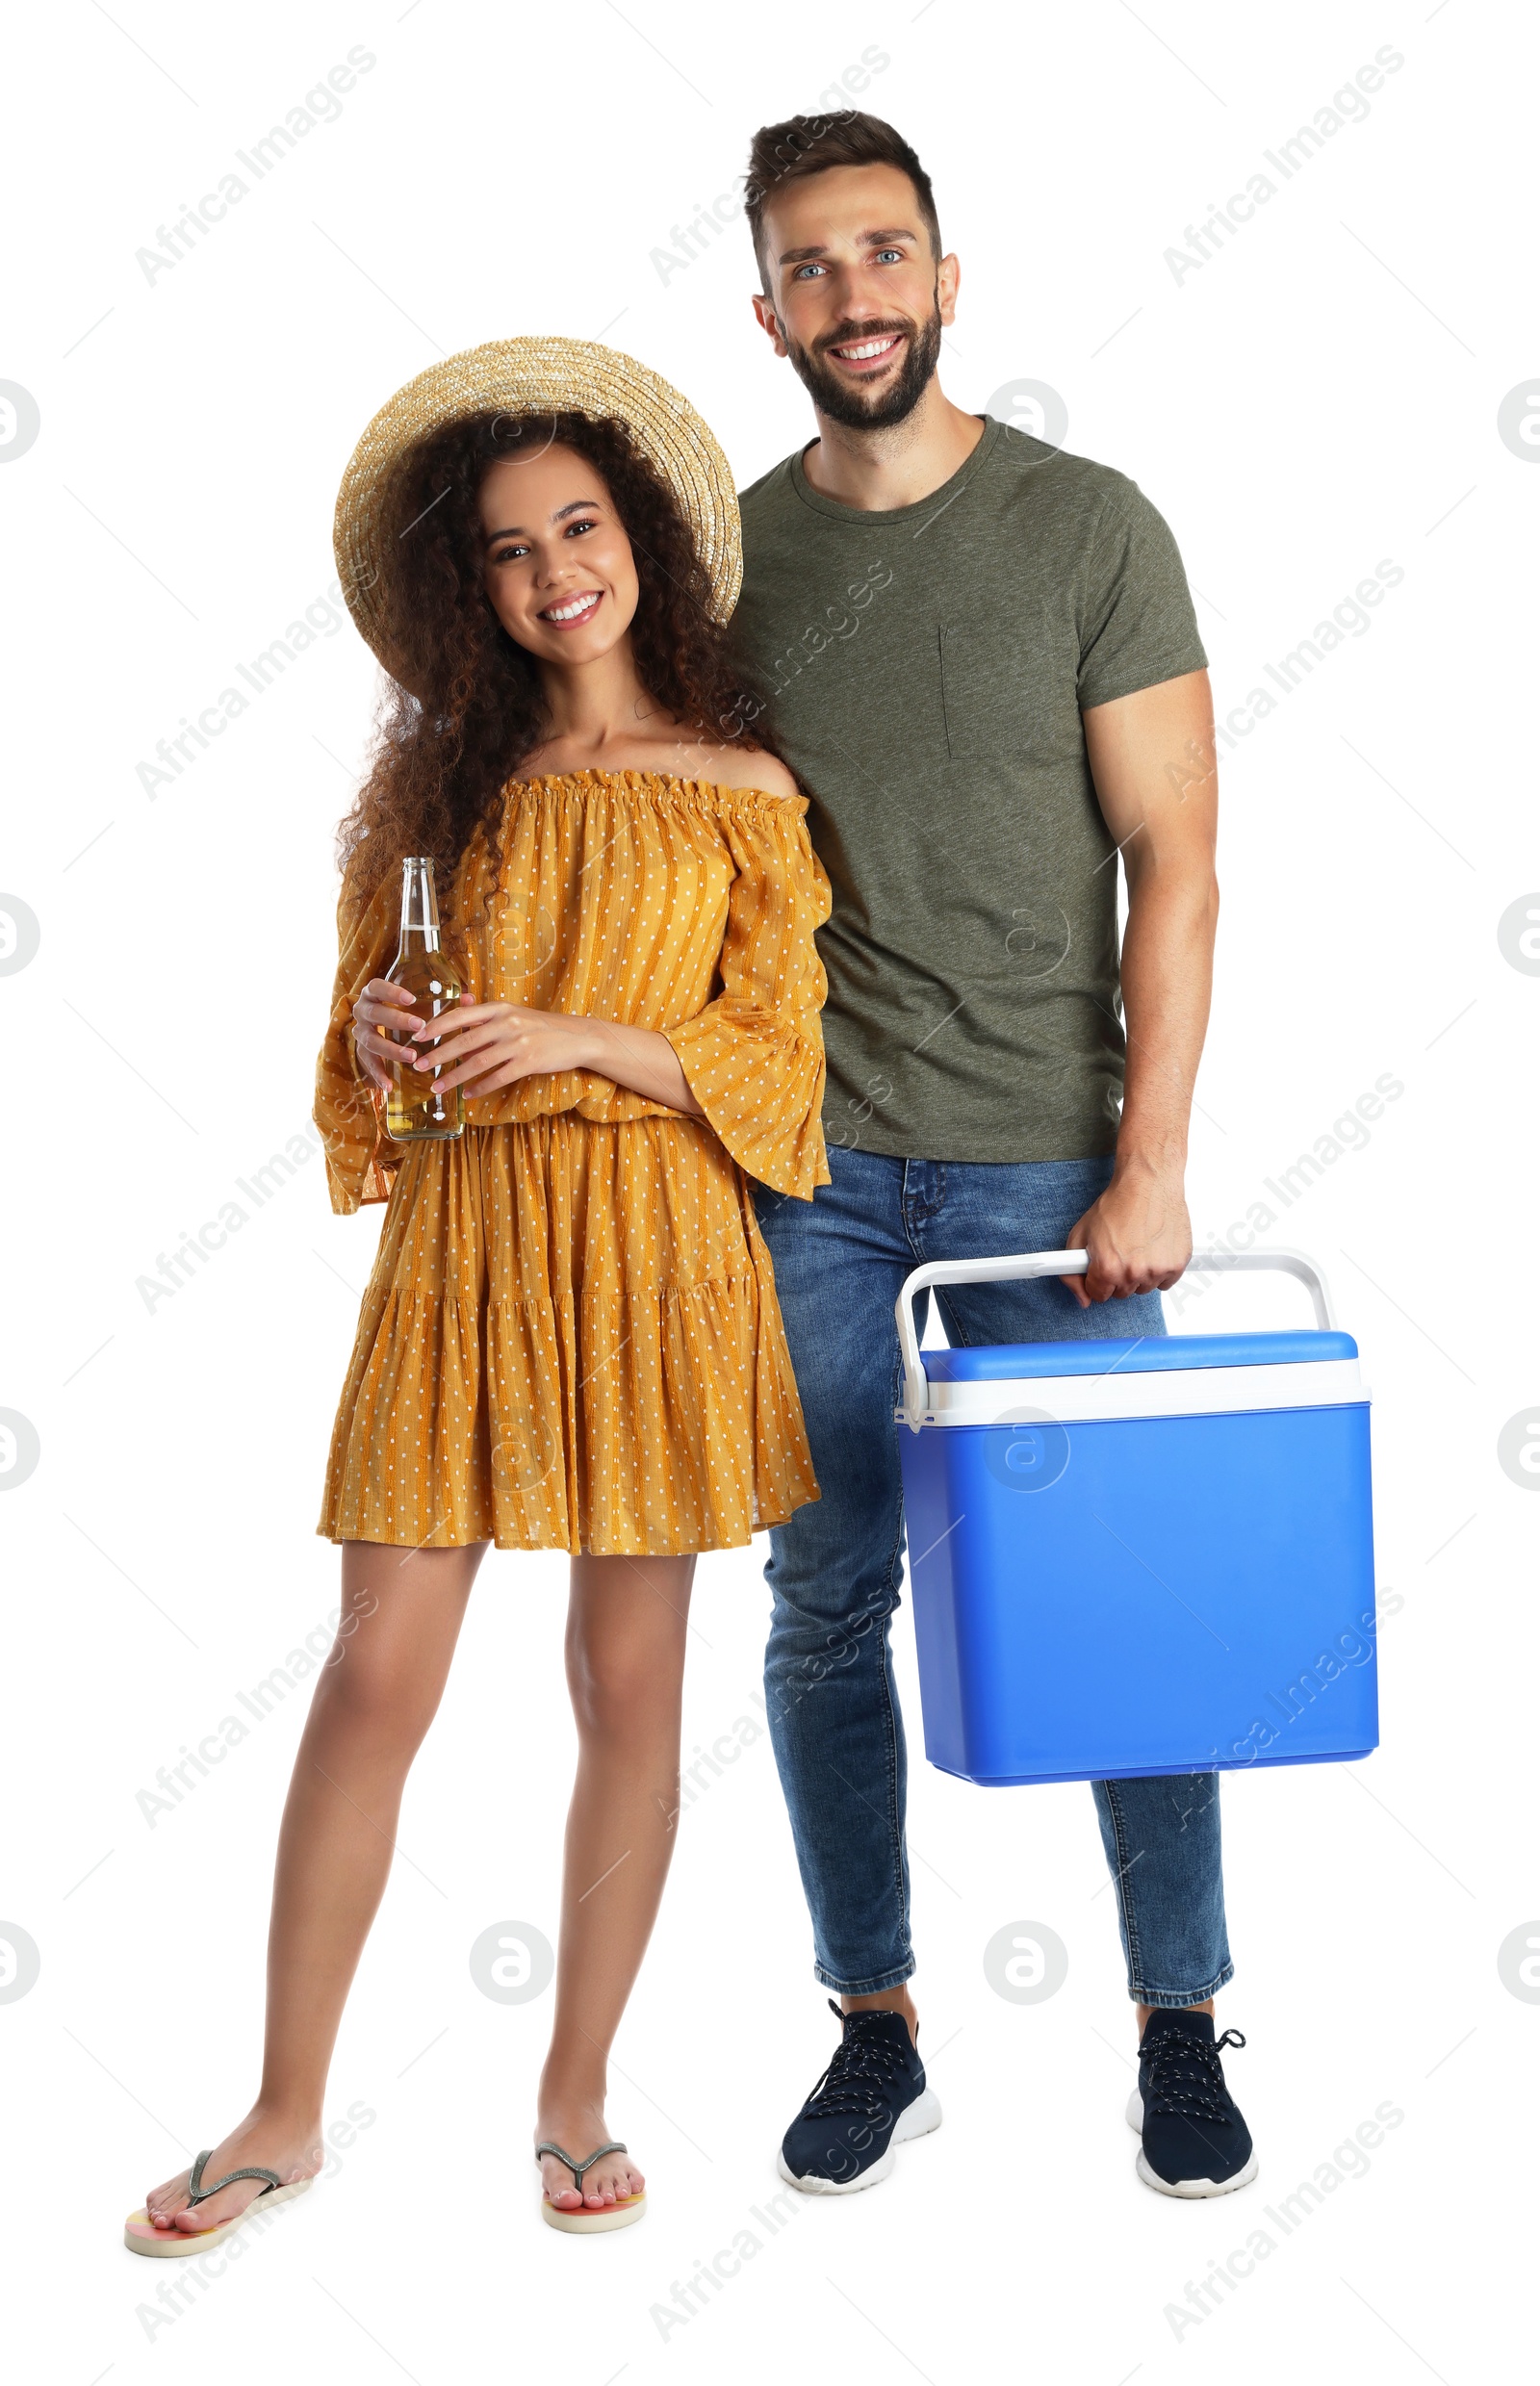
[535,2139,647,2233]
[124,2148,313,2258]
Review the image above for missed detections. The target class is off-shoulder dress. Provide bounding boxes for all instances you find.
[312,769,831,1556]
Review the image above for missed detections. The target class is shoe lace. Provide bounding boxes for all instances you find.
[803,2000,910,2119]
[1142,2027,1246,2123]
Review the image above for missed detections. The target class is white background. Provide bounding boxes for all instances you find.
[2,2,1535,2379]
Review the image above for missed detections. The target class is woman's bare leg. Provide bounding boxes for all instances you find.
[536,1552,694,2213]
[144,1539,486,2234]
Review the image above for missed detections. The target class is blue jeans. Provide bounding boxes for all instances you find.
[754,1148,1232,2008]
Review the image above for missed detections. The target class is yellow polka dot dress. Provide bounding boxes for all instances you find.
[312,771,831,1555]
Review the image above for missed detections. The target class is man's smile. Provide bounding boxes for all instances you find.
[824,329,907,372]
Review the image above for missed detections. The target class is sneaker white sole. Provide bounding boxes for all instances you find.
[778,2087,943,2195]
[1125,2086,1259,2198]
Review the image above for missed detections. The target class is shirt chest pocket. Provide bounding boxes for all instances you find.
[938,614,1081,766]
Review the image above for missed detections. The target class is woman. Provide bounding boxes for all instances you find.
[125,340,829,2247]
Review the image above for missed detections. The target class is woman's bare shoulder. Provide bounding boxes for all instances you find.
[701,745,802,802]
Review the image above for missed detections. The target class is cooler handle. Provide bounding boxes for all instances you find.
[896,1246,1338,1430]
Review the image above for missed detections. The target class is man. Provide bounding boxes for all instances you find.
[732,112,1253,2200]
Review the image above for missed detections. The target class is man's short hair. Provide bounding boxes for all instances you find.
[743,112,941,287]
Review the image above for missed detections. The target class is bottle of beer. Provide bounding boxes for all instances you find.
[383,857,465,1142]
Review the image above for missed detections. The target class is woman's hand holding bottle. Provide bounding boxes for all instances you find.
[350,980,421,1092]
[405,1000,702,1114]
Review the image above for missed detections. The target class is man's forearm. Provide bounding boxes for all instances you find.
[1115,859,1219,1178]
[1073,668,1219,1298]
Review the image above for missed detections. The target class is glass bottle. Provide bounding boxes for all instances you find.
[382,857,465,1142]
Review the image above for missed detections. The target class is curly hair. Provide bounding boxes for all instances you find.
[336,410,762,925]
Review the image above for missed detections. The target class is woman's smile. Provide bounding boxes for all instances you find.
[538,589,603,628]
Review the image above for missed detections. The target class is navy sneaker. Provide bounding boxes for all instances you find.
[779,2000,942,2194]
[1126,2011,1257,2197]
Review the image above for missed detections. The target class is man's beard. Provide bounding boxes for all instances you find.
[783,302,943,431]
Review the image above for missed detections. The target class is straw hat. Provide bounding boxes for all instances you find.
[333,337,743,684]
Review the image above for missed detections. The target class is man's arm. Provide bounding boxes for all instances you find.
[1068,667,1219,1304]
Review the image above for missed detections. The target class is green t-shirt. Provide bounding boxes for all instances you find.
[732,415,1208,1163]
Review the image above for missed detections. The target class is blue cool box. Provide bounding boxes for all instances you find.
[895,1253,1379,1787]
